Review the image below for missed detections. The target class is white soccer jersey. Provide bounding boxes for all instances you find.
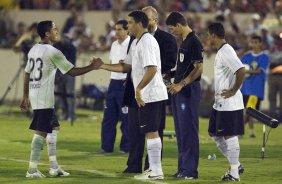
[109,36,130,80]
[125,33,168,103]
[213,43,244,111]
[25,43,74,110]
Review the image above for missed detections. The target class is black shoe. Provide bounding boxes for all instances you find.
[228,164,244,175]
[118,150,128,154]
[250,134,256,138]
[221,173,240,181]
[122,167,142,174]
[96,148,112,153]
[172,169,183,178]
[238,164,244,175]
[176,173,197,180]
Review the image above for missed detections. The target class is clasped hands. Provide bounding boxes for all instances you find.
[90,57,104,69]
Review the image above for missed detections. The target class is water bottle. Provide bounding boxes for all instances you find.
[208,154,216,160]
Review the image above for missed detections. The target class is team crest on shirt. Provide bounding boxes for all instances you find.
[251,61,258,69]
[179,53,184,62]
[181,103,186,111]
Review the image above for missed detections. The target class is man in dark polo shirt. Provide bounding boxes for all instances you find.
[166,11,204,180]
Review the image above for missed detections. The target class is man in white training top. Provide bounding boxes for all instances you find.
[207,22,246,182]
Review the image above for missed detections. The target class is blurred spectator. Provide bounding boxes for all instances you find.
[93,0,111,10]
[111,0,124,22]
[54,34,77,124]
[13,22,40,65]
[96,35,109,51]
[62,4,79,34]
[245,13,263,35]
[67,14,94,52]
[0,9,15,48]
[0,13,8,47]
[261,27,274,50]
[105,21,116,47]
[0,0,19,10]
[32,0,56,9]
[188,0,209,12]
[8,22,26,48]
[16,22,27,39]
[18,0,34,9]
[268,34,282,121]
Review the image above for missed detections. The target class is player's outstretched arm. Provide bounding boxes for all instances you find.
[99,58,131,73]
[67,59,98,77]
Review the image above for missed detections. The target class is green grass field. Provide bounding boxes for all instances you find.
[0,106,281,184]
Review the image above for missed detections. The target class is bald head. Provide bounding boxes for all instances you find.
[142,6,158,33]
[142,6,159,20]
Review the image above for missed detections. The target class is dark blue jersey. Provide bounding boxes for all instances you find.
[174,31,203,83]
[240,52,269,100]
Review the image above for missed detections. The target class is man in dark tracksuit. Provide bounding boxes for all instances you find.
[166,12,203,179]
[123,6,177,173]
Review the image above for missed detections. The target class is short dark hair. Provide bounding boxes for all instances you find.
[116,19,128,30]
[208,22,225,39]
[166,11,187,26]
[37,20,53,39]
[251,35,262,42]
[128,10,148,28]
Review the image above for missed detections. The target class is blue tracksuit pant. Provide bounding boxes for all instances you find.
[171,81,200,178]
[101,79,129,152]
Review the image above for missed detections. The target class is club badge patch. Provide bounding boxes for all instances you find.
[179,53,184,62]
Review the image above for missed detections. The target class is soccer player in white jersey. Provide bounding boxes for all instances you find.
[92,11,167,180]
[20,20,97,178]
[207,22,246,181]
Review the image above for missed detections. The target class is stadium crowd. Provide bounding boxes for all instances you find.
[0,0,281,55]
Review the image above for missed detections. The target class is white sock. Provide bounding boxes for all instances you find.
[147,137,163,175]
[213,136,228,157]
[250,129,255,135]
[226,136,240,178]
[29,134,44,173]
[46,130,59,169]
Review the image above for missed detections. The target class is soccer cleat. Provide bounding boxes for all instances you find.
[238,164,245,175]
[221,173,240,181]
[49,167,70,177]
[118,150,128,154]
[122,167,142,174]
[175,173,197,179]
[134,170,164,180]
[96,148,112,153]
[228,164,244,175]
[184,176,197,180]
[26,170,46,178]
[172,170,182,178]
[144,169,152,174]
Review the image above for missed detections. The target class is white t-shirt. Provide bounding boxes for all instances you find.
[109,36,130,80]
[125,33,168,103]
[213,43,244,111]
[25,43,74,110]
